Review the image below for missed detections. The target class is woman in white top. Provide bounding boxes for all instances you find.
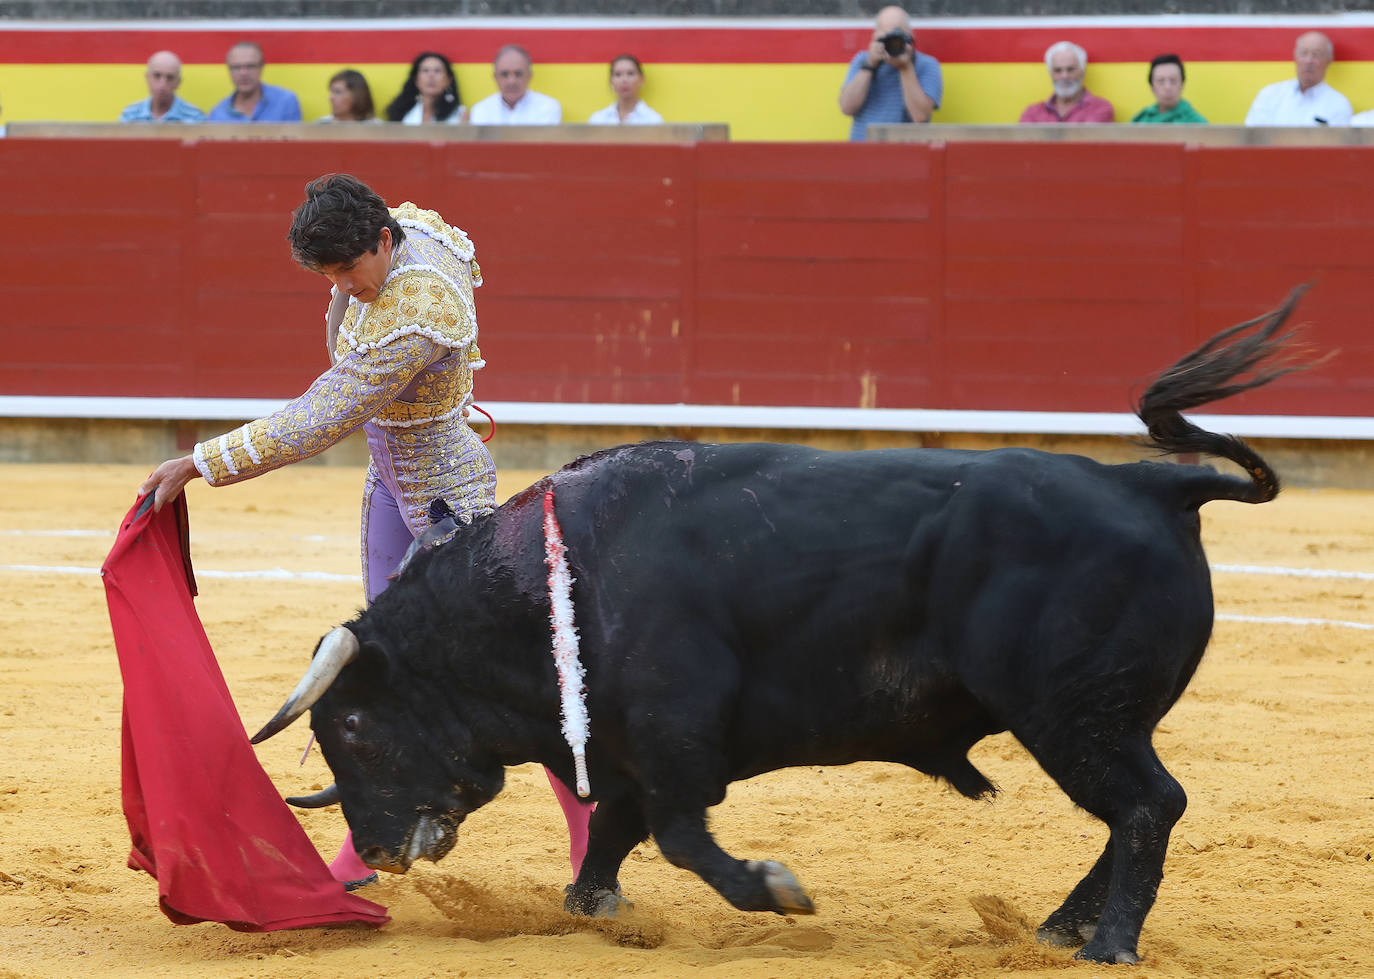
[386,52,465,124]
[588,54,664,125]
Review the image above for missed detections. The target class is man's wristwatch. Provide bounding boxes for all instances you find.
[861,63,879,72]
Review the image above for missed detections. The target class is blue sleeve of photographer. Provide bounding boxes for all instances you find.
[846,50,944,141]
[915,53,943,109]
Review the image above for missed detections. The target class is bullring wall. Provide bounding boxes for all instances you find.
[2,136,1371,419]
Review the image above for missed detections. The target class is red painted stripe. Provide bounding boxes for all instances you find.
[2,25,1373,65]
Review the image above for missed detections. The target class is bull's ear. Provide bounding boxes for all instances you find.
[341,638,392,691]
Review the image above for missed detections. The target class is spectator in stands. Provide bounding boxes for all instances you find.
[320,68,377,122]
[1245,31,1351,126]
[208,41,303,122]
[120,51,205,123]
[838,5,942,141]
[1019,41,1115,123]
[588,54,663,125]
[468,45,562,125]
[1131,54,1207,124]
[385,53,464,124]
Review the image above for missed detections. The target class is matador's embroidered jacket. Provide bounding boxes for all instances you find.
[192,203,495,532]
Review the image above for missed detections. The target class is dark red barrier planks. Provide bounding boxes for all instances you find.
[0,138,1369,418]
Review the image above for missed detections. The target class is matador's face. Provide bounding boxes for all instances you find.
[318,227,395,305]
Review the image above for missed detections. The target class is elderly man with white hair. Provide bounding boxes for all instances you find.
[1019,41,1115,123]
[119,51,205,123]
[1245,31,1351,126]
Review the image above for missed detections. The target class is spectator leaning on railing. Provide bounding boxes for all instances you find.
[588,55,663,125]
[1245,31,1351,126]
[838,5,942,141]
[386,52,464,125]
[1131,54,1206,124]
[208,41,303,123]
[1020,41,1115,123]
[319,69,377,123]
[120,50,205,123]
[468,45,562,125]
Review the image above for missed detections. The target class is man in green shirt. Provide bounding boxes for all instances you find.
[1132,53,1207,124]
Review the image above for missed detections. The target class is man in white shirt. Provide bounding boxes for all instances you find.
[468,45,562,125]
[1245,31,1352,126]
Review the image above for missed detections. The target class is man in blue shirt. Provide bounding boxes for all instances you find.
[839,6,943,141]
[120,51,205,123]
[208,41,302,122]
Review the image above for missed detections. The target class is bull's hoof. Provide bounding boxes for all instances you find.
[564,883,632,918]
[746,859,815,915]
[1074,943,1140,965]
[342,872,379,892]
[1036,921,1093,948]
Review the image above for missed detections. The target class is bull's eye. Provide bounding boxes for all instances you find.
[343,713,361,734]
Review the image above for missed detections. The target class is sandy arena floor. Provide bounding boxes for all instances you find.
[1,458,1372,978]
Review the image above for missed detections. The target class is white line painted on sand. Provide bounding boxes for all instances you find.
[0,564,360,583]
[1216,613,1374,631]
[1212,563,1374,582]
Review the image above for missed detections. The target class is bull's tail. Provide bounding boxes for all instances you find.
[1136,286,1316,505]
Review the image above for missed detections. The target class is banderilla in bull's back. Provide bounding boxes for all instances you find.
[254,287,1320,966]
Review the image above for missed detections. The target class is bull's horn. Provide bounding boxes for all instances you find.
[249,626,359,744]
[285,783,340,808]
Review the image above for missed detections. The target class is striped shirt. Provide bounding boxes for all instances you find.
[119,96,206,123]
[845,50,943,142]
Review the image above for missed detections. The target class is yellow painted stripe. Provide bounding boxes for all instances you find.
[2,61,1371,137]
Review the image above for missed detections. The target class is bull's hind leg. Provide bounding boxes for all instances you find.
[1026,732,1187,965]
[565,792,647,918]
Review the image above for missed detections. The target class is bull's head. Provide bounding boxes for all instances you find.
[251,626,505,873]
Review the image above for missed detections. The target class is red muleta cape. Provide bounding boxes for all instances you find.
[101,493,388,932]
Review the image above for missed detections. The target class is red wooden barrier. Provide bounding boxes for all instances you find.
[1,138,1369,416]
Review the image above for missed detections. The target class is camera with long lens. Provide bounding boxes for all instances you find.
[880,29,913,57]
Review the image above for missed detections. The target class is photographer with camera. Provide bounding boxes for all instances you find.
[839,6,942,141]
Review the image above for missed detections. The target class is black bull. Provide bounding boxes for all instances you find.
[254,292,1310,964]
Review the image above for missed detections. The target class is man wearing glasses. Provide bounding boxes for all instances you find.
[208,41,302,122]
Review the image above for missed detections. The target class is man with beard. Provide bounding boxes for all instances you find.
[1019,41,1115,123]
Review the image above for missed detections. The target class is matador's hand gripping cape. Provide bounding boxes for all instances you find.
[102,493,389,932]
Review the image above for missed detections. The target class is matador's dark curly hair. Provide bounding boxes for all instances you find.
[286,173,405,271]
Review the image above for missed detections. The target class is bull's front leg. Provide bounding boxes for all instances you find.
[565,792,646,918]
[616,637,812,914]
[1037,839,1113,948]
[650,807,816,916]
